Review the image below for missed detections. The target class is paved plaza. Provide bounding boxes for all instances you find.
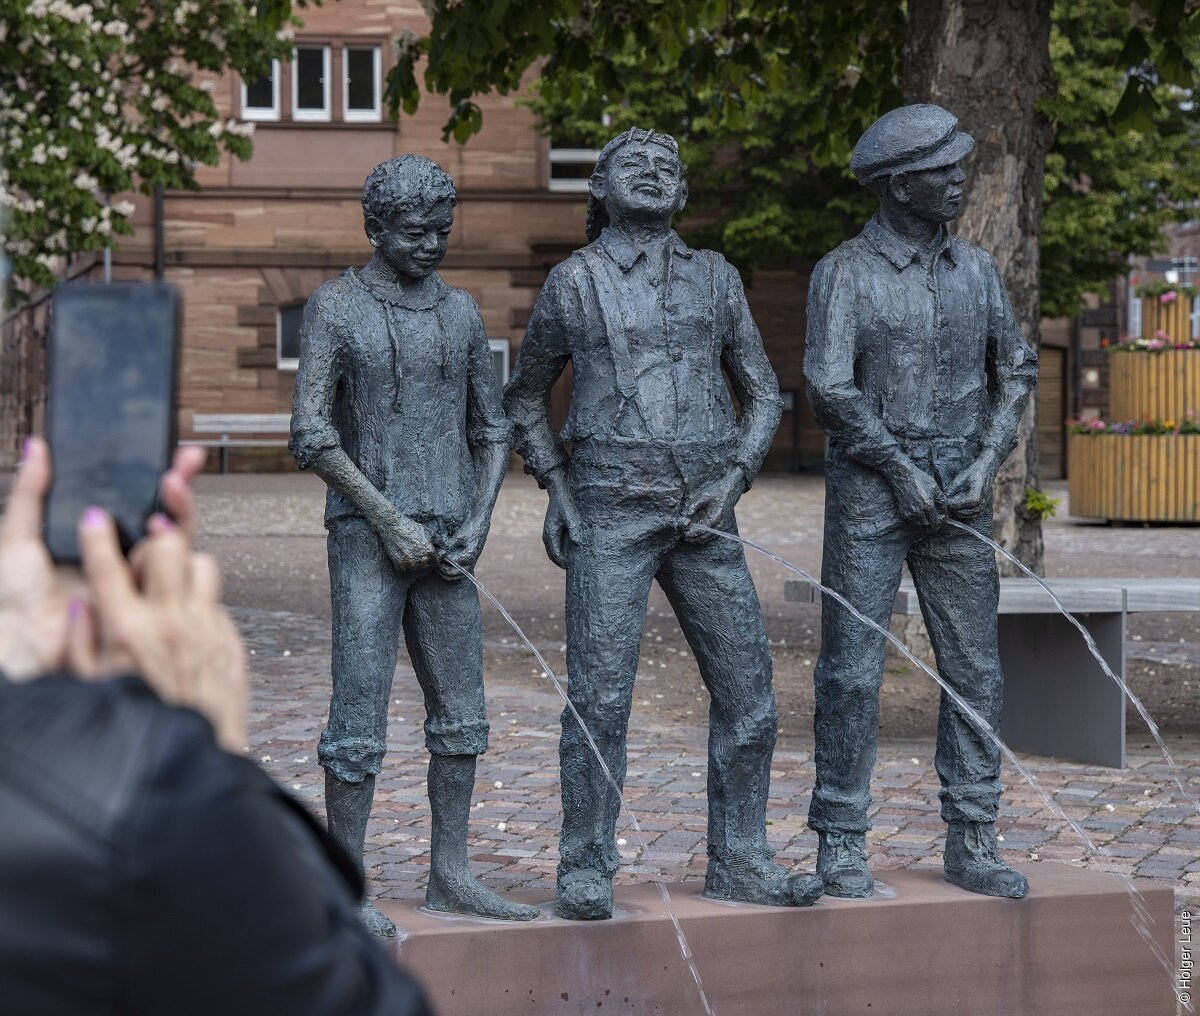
[187,469,1200,918]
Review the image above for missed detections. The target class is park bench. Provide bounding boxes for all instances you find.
[183,413,292,473]
[784,577,1200,768]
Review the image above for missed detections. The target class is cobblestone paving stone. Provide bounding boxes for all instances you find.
[192,472,1200,920]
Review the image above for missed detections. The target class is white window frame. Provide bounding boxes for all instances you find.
[1128,279,1142,338]
[277,304,304,371]
[343,45,382,123]
[292,44,331,123]
[241,59,281,121]
[488,338,510,386]
[549,147,601,193]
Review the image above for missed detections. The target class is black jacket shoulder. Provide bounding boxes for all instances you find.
[0,675,429,1016]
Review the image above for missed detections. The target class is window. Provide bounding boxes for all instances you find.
[548,115,609,191]
[549,146,600,193]
[488,338,510,393]
[292,45,331,122]
[278,304,304,370]
[344,46,382,122]
[242,60,280,121]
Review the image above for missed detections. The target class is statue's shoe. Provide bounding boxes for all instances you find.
[704,858,823,907]
[816,830,874,899]
[943,822,1029,899]
[555,868,614,921]
[358,898,397,938]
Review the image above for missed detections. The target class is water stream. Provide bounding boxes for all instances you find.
[695,525,1188,1010]
[947,518,1200,819]
[447,562,715,1016]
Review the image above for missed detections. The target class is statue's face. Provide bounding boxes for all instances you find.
[894,162,966,223]
[598,140,686,222]
[367,200,454,280]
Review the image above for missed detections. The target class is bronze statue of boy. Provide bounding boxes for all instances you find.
[505,128,824,920]
[290,155,538,934]
[805,105,1038,900]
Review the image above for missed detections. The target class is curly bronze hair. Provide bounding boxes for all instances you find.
[584,128,682,243]
[361,154,457,225]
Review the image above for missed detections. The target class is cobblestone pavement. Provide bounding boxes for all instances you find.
[190,470,1200,923]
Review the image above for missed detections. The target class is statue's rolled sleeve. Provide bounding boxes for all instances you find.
[980,253,1039,460]
[289,295,343,470]
[721,264,783,486]
[465,305,513,451]
[803,255,908,474]
[502,269,572,485]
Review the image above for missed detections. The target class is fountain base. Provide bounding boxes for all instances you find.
[381,862,1175,1015]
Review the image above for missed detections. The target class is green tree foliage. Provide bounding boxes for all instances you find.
[524,9,904,267]
[1,1,302,291]
[391,0,1199,314]
[1040,0,1200,317]
[1110,0,1199,133]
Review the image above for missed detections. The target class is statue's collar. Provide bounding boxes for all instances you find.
[347,266,450,310]
[598,226,692,272]
[863,214,958,271]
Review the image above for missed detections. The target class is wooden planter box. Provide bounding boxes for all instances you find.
[1109,347,1200,421]
[1068,433,1200,521]
[1139,294,1195,343]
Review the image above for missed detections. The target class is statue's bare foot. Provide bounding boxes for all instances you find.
[427,871,539,921]
[358,898,397,937]
[704,858,823,908]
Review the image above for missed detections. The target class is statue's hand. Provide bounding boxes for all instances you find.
[683,467,745,543]
[435,518,489,581]
[376,509,438,573]
[542,488,585,570]
[945,454,996,519]
[888,464,946,528]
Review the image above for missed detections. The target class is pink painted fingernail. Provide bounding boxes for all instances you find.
[82,506,107,529]
[20,437,33,462]
[68,597,83,621]
[149,512,175,531]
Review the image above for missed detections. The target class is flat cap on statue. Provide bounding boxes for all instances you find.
[850,103,976,184]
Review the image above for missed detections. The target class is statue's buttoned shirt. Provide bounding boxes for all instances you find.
[289,269,511,531]
[804,215,1038,475]
[504,228,782,487]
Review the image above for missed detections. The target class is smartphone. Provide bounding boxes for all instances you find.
[44,282,180,563]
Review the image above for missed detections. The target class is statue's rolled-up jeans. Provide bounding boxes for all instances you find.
[557,436,780,884]
[808,439,1003,836]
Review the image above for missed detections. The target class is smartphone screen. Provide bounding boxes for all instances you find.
[44,283,180,562]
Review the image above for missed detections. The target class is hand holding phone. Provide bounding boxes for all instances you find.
[44,283,180,562]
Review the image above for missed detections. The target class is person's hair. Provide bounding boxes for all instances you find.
[361,155,457,224]
[585,128,683,243]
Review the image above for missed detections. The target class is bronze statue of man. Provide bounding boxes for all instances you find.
[290,155,538,934]
[804,105,1038,899]
[505,128,824,920]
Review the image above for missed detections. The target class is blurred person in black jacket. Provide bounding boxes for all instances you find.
[0,438,432,1016]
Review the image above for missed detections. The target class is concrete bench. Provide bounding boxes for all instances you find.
[183,413,292,472]
[784,577,1200,768]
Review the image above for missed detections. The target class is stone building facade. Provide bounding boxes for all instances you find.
[0,1,833,472]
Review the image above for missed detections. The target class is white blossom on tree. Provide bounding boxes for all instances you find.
[1,0,299,291]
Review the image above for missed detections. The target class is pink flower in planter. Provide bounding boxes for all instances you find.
[1161,290,1178,304]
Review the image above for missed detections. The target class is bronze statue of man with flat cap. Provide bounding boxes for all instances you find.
[804,104,1038,899]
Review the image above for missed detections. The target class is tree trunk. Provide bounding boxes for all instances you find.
[905,0,1054,574]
